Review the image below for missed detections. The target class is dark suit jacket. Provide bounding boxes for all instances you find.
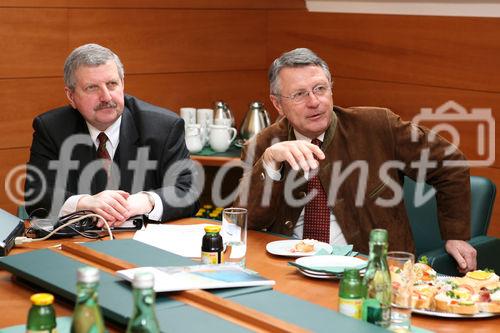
[25,95,199,221]
[235,106,471,254]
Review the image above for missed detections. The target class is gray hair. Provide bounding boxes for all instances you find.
[268,48,332,95]
[64,43,124,91]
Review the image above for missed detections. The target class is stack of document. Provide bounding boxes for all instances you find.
[133,224,215,258]
[117,265,275,292]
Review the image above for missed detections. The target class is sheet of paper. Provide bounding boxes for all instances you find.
[116,265,275,292]
[133,223,215,258]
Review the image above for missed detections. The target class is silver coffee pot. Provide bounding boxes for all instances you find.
[240,101,271,140]
[213,101,235,128]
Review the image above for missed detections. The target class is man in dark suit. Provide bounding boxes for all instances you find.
[25,43,199,225]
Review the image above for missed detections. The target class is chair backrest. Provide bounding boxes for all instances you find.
[404,176,496,256]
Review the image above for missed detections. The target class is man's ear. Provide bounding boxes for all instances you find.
[270,94,284,117]
[64,87,77,109]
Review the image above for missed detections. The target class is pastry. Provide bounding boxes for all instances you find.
[291,239,316,253]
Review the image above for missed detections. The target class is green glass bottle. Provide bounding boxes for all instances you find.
[338,268,363,319]
[26,293,57,333]
[71,266,106,333]
[126,272,161,333]
[362,229,391,327]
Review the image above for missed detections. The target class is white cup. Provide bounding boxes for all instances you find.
[209,125,237,152]
[197,108,214,127]
[221,207,248,267]
[184,124,203,153]
[180,107,197,126]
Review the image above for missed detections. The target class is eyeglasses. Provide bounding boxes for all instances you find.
[275,84,332,104]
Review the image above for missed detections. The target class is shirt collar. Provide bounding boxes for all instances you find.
[293,129,325,143]
[86,116,122,149]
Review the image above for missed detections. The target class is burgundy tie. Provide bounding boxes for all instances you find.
[303,138,330,243]
[97,132,111,176]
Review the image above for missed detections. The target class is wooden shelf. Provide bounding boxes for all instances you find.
[191,155,240,167]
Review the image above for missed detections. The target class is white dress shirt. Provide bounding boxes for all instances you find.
[262,130,347,245]
[59,116,163,221]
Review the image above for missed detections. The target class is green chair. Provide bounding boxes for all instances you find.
[404,175,499,275]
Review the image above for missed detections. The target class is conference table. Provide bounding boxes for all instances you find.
[0,217,498,332]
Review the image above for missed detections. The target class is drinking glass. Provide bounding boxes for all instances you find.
[387,251,414,333]
[221,208,247,267]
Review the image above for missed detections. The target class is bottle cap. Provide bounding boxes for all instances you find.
[133,271,155,289]
[30,293,54,306]
[369,228,388,244]
[204,225,221,233]
[77,266,99,283]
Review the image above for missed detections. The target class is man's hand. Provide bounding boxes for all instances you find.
[126,192,154,217]
[262,140,325,172]
[445,240,477,273]
[77,190,130,226]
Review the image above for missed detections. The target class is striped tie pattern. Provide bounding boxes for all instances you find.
[97,132,111,176]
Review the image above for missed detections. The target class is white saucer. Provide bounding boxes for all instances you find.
[266,240,333,257]
[295,255,366,274]
[298,268,339,279]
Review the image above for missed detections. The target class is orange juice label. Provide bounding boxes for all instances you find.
[339,297,362,319]
[201,251,220,264]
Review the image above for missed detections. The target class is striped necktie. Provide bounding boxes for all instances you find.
[97,132,111,176]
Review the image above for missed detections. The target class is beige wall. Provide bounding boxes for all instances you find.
[0,0,498,236]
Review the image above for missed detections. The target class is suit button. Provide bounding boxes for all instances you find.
[260,172,266,180]
[284,220,293,229]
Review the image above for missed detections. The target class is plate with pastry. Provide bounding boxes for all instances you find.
[410,269,500,318]
[266,239,332,257]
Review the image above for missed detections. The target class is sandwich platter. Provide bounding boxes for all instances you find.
[412,307,496,318]
[392,263,500,319]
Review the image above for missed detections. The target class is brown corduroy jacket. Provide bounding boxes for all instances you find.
[235,106,471,254]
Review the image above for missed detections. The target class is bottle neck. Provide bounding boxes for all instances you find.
[133,287,156,308]
[368,242,387,260]
[76,281,99,305]
[367,242,388,272]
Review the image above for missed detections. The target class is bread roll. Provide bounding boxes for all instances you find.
[449,301,479,315]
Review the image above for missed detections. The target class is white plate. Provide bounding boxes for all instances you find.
[295,255,366,272]
[412,308,498,318]
[266,240,332,257]
[298,268,339,280]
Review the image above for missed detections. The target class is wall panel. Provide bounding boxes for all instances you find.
[0,148,30,215]
[333,77,499,168]
[125,70,271,126]
[0,0,305,9]
[68,9,267,74]
[0,8,67,78]
[268,11,500,93]
[0,78,66,149]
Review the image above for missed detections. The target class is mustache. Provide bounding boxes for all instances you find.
[94,101,118,111]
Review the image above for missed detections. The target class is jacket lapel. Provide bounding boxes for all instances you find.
[116,106,139,192]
